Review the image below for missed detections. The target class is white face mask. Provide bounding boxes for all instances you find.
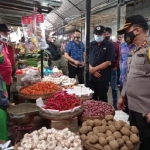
[0,34,9,43]
[94,35,104,42]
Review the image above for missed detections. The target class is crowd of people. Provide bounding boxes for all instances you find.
[0,14,150,150]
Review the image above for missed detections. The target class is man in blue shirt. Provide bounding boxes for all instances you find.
[64,29,85,84]
[89,25,115,102]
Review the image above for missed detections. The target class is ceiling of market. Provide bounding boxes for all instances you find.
[0,0,141,31]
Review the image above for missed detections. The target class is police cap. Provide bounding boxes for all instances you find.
[117,14,147,34]
[93,25,105,35]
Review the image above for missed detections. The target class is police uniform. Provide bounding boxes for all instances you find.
[118,15,150,150]
[89,26,115,102]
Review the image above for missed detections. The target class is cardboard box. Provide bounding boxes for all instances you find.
[51,117,78,132]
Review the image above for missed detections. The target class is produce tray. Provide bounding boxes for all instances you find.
[77,94,93,101]
[81,139,140,150]
[39,107,83,120]
[18,86,60,100]
[79,110,115,122]
[7,103,41,116]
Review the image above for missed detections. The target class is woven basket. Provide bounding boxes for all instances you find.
[77,94,93,102]
[7,103,41,116]
[39,107,83,121]
[81,139,140,150]
[18,86,60,100]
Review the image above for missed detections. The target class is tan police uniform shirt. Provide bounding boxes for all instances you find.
[121,37,150,114]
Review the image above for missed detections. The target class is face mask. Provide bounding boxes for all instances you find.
[0,34,9,43]
[105,36,110,41]
[74,36,80,40]
[94,35,104,42]
[124,29,137,44]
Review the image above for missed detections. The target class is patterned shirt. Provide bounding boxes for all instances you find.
[119,42,135,86]
[65,40,85,62]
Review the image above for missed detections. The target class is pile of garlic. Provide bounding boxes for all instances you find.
[17,127,83,150]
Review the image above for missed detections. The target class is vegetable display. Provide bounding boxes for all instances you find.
[17,127,83,150]
[44,91,81,111]
[42,75,76,85]
[20,81,60,95]
[79,115,140,150]
[82,100,114,117]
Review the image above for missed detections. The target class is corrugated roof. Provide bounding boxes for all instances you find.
[45,0,118,30]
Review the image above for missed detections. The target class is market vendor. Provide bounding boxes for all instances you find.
[0,24,16,100]
[89,25,115,102]
[0,71,15,141]
[117,15,150,150]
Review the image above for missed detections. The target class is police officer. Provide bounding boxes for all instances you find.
[89,25,115,102]
[117,15,150,150]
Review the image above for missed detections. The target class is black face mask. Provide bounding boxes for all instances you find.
[124,29,137,44]
[105,36,110,41]
[74,36,80,40]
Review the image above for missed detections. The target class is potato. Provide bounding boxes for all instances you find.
[98,133,107,138]
[108,121,114,125]
[130,134,140,144]
[106,130,113,136]
[130,131,133,136]
[113,131,122,139]
[126,140,134,148]
[93,127,99,131]
[130,126,139,134]
[106,135,115,143]
[79,126,89,134]
[109,125,116,133]
[81,134,87,141]
[87,131,93,137]
[120,145,128,150]
[93,129,99,135]
[117,139,124,147]
[120,120,126,126]
[115,121,123,131]
[86,119,94,127]
[120,127,130,136]
[109,140,119,150]
[82,121,88,126]
[105,115,114,121]
[93,119,102,126]
[87,126,92,132]
[102,119,107,125]
[103,145,112,150]
[89,135,99,144]
[122,135,129,141]
[99,137,107,147]
[105,126,109,130]
[124,124,131,130]
[99,126,107,133]
[93,143,103,149]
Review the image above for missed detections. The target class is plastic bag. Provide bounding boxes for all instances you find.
[21,69,41,86]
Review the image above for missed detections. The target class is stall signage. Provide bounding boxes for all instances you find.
[36,14,44,23]
[22,14,44,25]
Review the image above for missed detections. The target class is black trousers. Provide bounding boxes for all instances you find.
[89,81,109,102]
[120,86,129,114]
[6,84,11,101]
[129,110,150,150]
[68,63,84,84]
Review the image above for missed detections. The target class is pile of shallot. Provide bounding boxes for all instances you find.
[17,127,83,150]
[82,100,114,117]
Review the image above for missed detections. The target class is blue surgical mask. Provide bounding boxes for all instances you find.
[94,35,104,42]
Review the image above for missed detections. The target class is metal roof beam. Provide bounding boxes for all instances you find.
[68,0,82,12]
[54,11,64,20]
